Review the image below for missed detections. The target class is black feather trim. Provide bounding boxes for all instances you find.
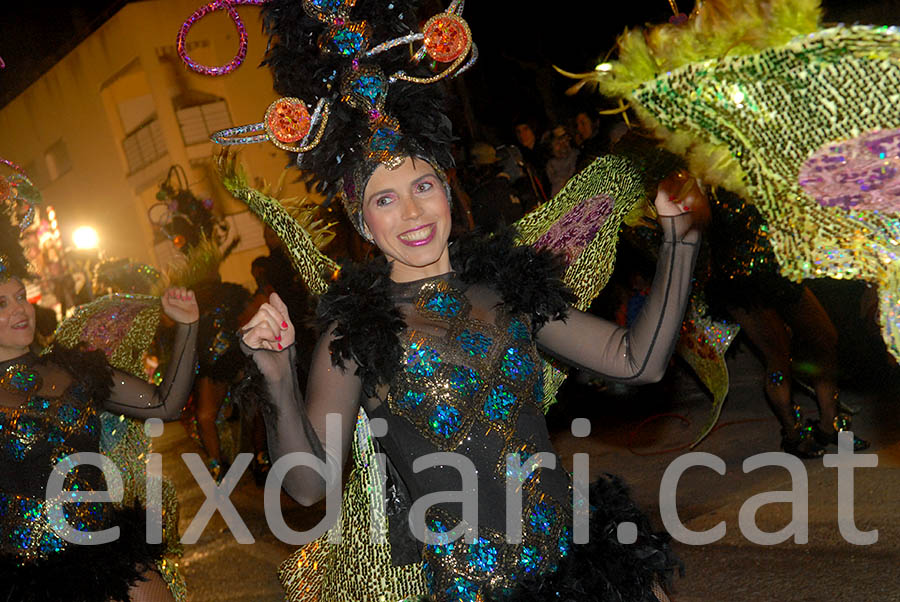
[450,227,575,333]
[487,476,682,602]
[316,230,573,394]
[316,256,406,398]
[1,504,165,602]
[42,343,115,404]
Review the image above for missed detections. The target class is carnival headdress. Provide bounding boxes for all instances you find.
[178,0,475,235]
[0,158,38,281]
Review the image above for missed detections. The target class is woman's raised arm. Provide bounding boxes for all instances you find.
[241,293,362,506]
[536,174,706,383]
[104,288,199,421]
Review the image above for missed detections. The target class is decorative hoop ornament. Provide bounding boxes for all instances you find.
[177,0,266,76]
[265,98,312,148]
[392,9,475,84]
[211,98,331,153]
[423,13,470,63]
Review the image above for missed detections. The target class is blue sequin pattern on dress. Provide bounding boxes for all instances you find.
[429,403,462,438]
[383,277,571,601]
[449,366,481,396]
[483,385,517,422]
[500,347,534,381]
[424,291,463,318]
[457,330,493,359]
[406,343,442,378]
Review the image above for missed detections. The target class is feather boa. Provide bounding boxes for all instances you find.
[42,343,115,403]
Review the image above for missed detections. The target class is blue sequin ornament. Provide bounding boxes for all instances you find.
[24,397,50,411]
[519,545,544,574]
[353,74,384,104]
[456,329,492,359]
[330,29,366,55]
[533,377,545,407]
[309,0,344,13]
[429,403,461,438]
[466,537,499,572]
[500,347,534,381]
[483,385,516,422]
[370,127,401,152]
[449,366,481,396]
[424,291,462,317]
[406,342,442,378]
[445,575,480,602]
[558,527,572,557]
[0,364,41,394]
[528,502,557,534]
[425,518,456,556]
[57,404,80,426]
[399,390,425,409]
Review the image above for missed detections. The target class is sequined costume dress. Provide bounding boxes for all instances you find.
[0,320,197,602]
[253,217,698,602]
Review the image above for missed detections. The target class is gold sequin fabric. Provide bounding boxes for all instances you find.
[675,293,739,447]
[217,154,340,296]
[279,412,428,602]
[620,25,900,362]
[54,294,161,378]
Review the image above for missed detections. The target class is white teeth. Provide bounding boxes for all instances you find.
[399,226,432,242]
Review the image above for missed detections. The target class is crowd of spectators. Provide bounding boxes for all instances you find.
[448,108,624,234]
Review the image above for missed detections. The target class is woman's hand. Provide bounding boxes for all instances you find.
[161,287,199,324]
[654,170,711,233]
[240,293,295,382]
[241,293,294,351]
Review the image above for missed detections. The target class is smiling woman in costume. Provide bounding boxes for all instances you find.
[178,0,704,598]
[0,170,200,602]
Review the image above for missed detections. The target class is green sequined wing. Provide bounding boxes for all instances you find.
[622,26,900,361]
[217,153,339,295]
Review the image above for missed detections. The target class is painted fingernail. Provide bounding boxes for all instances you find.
[277,343,283,350]
[282,321,288,328]
[275,335,281,341]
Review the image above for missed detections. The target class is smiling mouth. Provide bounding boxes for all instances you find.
[11,320,30,330]
[398,224,435,246]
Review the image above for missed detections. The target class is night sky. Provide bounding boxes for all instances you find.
[2,0,897,139]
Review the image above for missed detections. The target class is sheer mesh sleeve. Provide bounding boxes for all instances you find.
[242,326,363,506]
[104,321,198,420]
[536,213,700,383]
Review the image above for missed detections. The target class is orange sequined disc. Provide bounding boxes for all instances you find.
[265,98,312,144]
[423,14,469,63]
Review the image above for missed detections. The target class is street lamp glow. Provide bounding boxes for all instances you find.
[73,226,99,250]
